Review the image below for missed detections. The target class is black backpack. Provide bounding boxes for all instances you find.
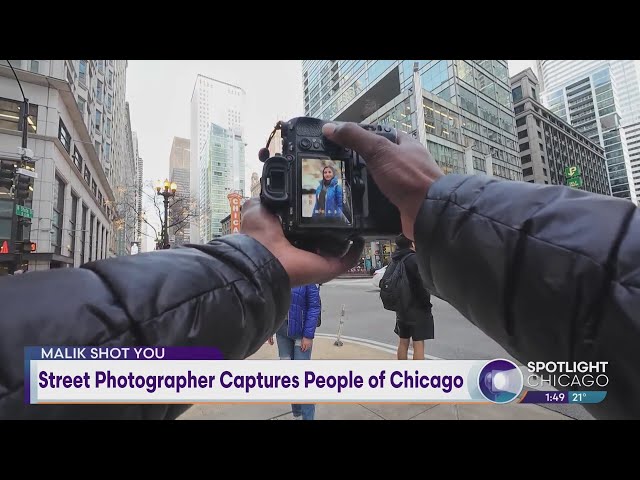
[379,257,410,312]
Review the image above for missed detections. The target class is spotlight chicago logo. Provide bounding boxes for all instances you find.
[527,361,609,389]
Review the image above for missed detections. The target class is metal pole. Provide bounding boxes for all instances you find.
[334,304,345,347]
[163,194,169,249]
[14,97,30,271]
[21,98,29,150]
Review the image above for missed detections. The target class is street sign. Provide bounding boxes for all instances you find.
[567,177,583,188]
[16,205,33,219]
[565,166,581,178]
[16,168,37,179]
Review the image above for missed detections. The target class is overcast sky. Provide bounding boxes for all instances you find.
[127,60,538,195]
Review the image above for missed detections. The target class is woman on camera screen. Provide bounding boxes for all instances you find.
[313,165,343,218]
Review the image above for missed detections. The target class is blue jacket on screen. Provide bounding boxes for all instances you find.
[313,177,343,218]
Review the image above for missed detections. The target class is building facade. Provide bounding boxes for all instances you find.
[538,60,638,204]
[169,136,191,246]
[3,60,137,250]
[132,131,143,248]
[250,172,261,198]
[302,59,522,272]
[220,194,249,236]
[199,123,246,240]
[511,68,610,195]
[190,75,246,244]
[0,65,114,275]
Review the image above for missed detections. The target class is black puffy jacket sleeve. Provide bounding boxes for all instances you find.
[0,234,290,420]
[414,174,640,420]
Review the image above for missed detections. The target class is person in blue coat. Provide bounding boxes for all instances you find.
[268,283,321,420]
[312,165,343,219]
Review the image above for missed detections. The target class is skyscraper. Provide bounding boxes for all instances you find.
[538,60,639,204]
[303,60,521,180]
[190,75,246,243]
[510,68,610,195]
[169,137,190,246]
[198,124,245,240]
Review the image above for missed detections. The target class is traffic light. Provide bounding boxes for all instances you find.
[15,162,35,200]
[0,160,16,190]
[15,241,36,253]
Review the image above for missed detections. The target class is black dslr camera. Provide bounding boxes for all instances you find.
[258,116,401,255]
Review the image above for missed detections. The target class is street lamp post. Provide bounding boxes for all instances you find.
[155,179,177,249]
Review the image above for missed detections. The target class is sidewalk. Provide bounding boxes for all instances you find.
[177,336,572,421]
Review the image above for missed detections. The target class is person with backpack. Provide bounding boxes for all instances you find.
[380,234,433,360]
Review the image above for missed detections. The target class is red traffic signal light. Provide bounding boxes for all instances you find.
[15,241,36,253]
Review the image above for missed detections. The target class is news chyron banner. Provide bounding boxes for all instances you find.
[26,347,608,406]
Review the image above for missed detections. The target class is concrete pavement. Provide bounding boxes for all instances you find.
[177,336,572,421]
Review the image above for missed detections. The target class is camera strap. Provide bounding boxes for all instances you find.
[265,121,283,151]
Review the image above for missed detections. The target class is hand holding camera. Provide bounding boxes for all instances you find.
[321,122,444,241]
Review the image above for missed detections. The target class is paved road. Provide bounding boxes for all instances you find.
[316,277,594,420]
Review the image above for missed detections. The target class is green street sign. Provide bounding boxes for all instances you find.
[15,204,33,219]
[567,176,583,188]
[565,166,581,178]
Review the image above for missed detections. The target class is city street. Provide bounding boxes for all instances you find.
[316,277,594,420]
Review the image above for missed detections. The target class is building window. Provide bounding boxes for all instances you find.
[77,96,86,116]
[95,140,101,160]
[518,130,528,139]
[516,117,526,127]
[106,94,112,112]
[95,110,101,131]
[79,60,87,85]
[521,154,531,164]
[520,142,530,152]
[543,168,547,176]
[105,118,111,137]
[459,86,478,115]
[97,60,104,74]
[531,87,537,101]
[91,180,97,197]
[96,222,102,259]
[0,97,37,133]
[89,214,95,262]
[541,155,545,164]
[98,191,103,206]
[80,204,87,265]
[96,80,103,103]
[512,86,523,103]
[70,194,78,262]
[58,119,71,152]
[104,142,111,162]
[30,60,39,73]
[523,167,533,176]
[107,70,113,88]
[0,198,13,240]
[72,146,83,171]
[51,175,65,255]
[538,131,542,139]
[514,105,524,114]
[83,165,91,184]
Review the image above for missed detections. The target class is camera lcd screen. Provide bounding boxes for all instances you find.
[300,157,353,225]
